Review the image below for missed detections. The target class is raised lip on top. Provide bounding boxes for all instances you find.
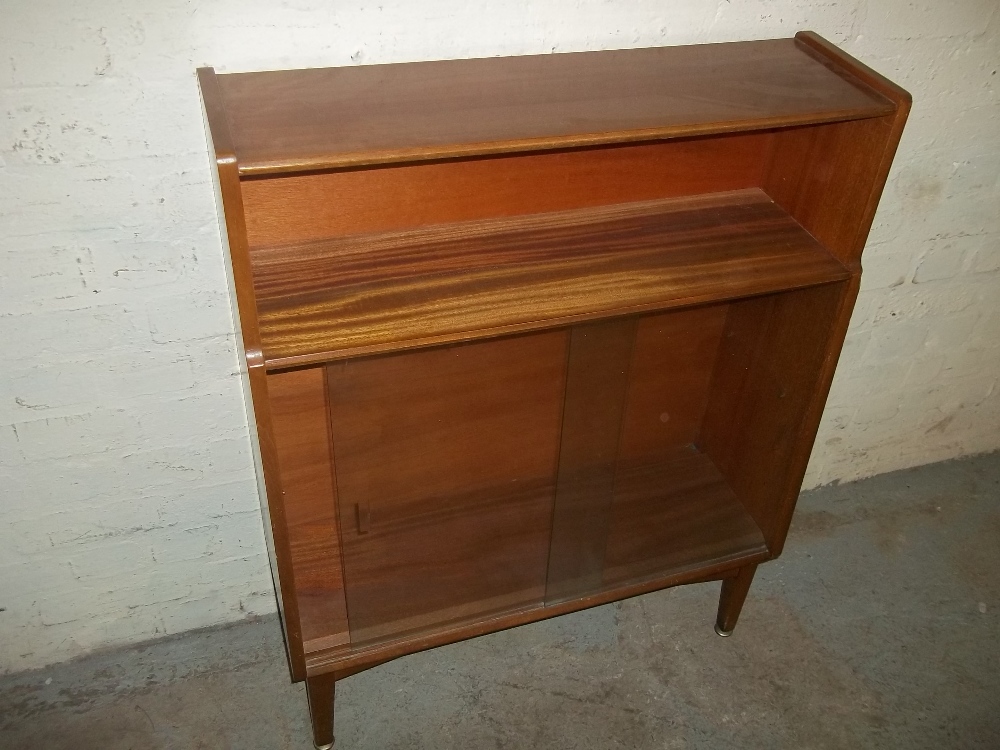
[202,33,900,177]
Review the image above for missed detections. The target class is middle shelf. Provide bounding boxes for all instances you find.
[250,187,848,368]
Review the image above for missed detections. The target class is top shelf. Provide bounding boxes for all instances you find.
[210,35,896,176]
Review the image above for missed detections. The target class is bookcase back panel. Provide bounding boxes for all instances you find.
[620,305,730,462]
[545,304,736,602]
[545,317,638,602]
[240,133,772,248]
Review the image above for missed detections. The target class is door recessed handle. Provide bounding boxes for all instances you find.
[356,501,370,534]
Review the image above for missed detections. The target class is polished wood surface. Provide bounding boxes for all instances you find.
[268,367,349,652]
[745,32,911,556]
[252,188,849,368]
[305,674,335,748]
[546,306,731,603]
[198,33,910,745]
[215,37,893,175]
[604,448,767,586]
[716,564,758,635]
[198,67,307,681]
[619,305,729,461]
[305,557,755,677]
[700,283,848,547]
[327,333,566,644]
[240,134,771,246]
[546,318,637,603]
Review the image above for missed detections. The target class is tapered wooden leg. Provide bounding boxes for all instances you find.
[715,564,757,636]
[306,674,336,749]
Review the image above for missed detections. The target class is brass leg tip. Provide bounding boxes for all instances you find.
[314,742,334,749]
[714,623,733,637]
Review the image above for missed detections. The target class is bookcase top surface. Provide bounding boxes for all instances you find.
[209,35,896,176]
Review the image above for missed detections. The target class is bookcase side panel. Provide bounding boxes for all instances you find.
[699,281,854,551]
[199,68,307,680]
[762,117,897,267]
[268,367,350,652]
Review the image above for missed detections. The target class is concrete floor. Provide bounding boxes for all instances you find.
[2,453,998,750]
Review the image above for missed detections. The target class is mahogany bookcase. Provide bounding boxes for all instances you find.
[198,31,909,748]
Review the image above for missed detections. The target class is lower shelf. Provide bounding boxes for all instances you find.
[604,447,768,589]
[298,445,768,667]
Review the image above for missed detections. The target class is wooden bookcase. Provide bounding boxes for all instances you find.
[198,32,909,747]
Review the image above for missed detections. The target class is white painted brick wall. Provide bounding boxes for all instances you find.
[1,0,997,673]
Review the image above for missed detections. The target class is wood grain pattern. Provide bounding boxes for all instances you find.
[618,305,730,462]
[240,134,772,246]
[252,188,849,368]
[305,674,336,748]
[763,118,893,266]
[304,550,760,677]
[795,32,912,117]
[716,563,758,635]
[327,333,567,645]
[763,37,910,269]
[603,447,767,587]
[723,31,913,557]
[198,38,911,741]
[546,306,731,603]
[198,68,308,681]
[546,318,637,603]
[698,283,848,549]
[268,367,349,652]
[697,292,774,490]
[214,38,893,175]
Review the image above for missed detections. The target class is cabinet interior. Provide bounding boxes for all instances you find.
[252,109,874,655]
[259,122,856,655]
[269,278,845,654]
